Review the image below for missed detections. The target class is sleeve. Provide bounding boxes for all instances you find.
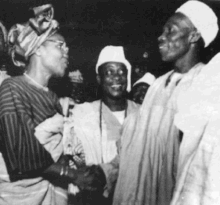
[0,80,54,178]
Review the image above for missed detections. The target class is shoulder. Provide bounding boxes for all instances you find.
[154,70,174,84]
[127,99,140,110]
[72,100,100,118]
[0,76,26,92]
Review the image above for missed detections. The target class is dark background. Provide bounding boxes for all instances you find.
[0,0,219,99]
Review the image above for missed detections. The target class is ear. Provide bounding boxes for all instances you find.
[96,74,101,85]
[189,30,201,44]
[35,46,42,56]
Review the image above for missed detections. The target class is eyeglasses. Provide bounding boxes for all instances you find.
[46,39,68,51]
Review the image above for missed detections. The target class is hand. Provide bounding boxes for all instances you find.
[70,165,106,192]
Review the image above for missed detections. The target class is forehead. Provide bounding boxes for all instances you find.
[47,33,65,41]
[102,62,126,69]
[164,12,194,30]
[134,83,149,90]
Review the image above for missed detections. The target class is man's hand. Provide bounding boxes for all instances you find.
[71,165,106,192]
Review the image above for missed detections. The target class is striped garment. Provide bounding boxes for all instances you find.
[0,76,68,205]
[0,75,62,179]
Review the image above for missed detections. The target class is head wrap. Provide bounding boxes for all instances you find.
[96,45,132,92]
[176,0,219,47]
[0,21,8,53]
[8,4,59,67]
[133,72,156,87]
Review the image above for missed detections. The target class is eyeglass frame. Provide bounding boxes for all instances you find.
[45,39,68,51]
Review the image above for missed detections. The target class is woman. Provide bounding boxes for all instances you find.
[0,4,104,205]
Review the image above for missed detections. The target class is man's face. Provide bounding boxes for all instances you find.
[97,62,127,99]
[132,83,149,104]
[158,13,193,62]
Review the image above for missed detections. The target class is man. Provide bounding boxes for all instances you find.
[108,1,218,205]
[130,72,156,104]
[67,45,139,204]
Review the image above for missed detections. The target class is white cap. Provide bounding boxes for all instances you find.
[133,72,156,87]
[96,45,132,92]
[176,0,219,47]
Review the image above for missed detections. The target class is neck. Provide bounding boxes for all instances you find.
[25,61,51,87]
[102,96,127,112]
[173,47,201,74]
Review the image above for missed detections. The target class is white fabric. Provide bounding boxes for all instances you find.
[111,110,125,125]
[34,113,64,162]
[133,72,156,87]
[96,45,132,92]
[69,102,119,165]
[176,0,218,47]
[0,71,10,86]
[171,53,220,205]
[67,100,139,196]
[112,63,205,205]
[175,52,220,135]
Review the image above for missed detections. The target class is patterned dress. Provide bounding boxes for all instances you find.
[0,76,67,205]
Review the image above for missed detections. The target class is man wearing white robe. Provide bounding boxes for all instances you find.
[108,1,219,205]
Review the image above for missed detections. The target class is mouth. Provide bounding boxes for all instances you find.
[63,57,69,65]
[158,44,167,50]
[111,84,122,89]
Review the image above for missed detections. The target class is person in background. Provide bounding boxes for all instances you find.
[67,45,139,205]
[0,20,10,85]
[0,4,105,205]
[68,69,85,104]
[130,72,156,104]
[109,1,218,205]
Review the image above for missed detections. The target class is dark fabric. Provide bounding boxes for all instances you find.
[0,76,62,179]
[69,165,108,205]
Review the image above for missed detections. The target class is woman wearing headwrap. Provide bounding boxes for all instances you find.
[0,4,105,205]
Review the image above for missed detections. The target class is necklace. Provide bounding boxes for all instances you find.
[24,72,49,92]
[99,100,127,163]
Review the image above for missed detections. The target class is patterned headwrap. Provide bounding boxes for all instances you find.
[0,21,8,53]
[8,4,59,67]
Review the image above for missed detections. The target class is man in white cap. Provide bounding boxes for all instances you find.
[130,72,156,104]
[108,1,218,205]
[67,45,139,204]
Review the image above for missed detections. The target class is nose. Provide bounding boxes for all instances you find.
[113,73,121,81]
[62,44,69,54]
[158,32,166,43]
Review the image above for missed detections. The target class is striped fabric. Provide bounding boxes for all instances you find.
[0,76,62,180]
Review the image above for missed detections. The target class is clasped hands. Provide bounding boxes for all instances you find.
[66,164,106,193]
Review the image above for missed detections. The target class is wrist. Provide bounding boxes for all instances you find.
[60,166,76,182]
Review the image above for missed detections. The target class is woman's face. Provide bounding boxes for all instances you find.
[41,33,69,77]
[158,13,194,63]
[97,62,127,100]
